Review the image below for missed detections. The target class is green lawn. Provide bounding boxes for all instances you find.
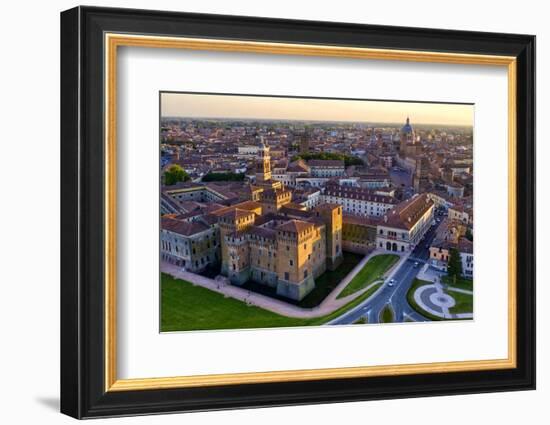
[380,305,394,323]
[161,273,385,332]
[442,275,473,291]
[406,278,443,321]
[302,252,363,307]
[447,289,473,315]
[337,254,399,299]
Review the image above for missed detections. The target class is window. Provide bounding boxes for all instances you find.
[304,269,308,278]
[289,260,294,266]
[284,272,289,280]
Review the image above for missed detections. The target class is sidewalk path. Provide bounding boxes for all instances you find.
[164,262,376,319]
[447,286,473,295]
[162,258,384,320]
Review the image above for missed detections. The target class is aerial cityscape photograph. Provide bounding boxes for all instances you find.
[159,92,474,332]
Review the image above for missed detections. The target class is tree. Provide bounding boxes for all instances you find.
[447,247,463,283]
[291,152,364,167]
[465,228,473,242]
[164,164,190,185]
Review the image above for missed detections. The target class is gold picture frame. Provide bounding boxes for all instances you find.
[104,33,517,392]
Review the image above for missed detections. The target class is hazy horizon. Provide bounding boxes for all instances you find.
[161,92,474,127]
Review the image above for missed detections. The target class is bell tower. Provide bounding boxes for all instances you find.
[256,135,272,183]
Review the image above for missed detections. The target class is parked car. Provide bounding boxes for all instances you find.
[414,261,419,268]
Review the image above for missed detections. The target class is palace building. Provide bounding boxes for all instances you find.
[320,183,397,217]
[376,193,435,252]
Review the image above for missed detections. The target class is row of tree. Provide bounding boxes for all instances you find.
[291,152,364,167]
[163,165,246,186]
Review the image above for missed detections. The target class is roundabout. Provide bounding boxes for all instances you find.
[411,280,472,320]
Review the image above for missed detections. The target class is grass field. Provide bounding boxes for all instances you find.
[380,305,394,323]
[447,289,474,315]
[337,254,399,299]
[442,275,473,291]
[161,273,384,332]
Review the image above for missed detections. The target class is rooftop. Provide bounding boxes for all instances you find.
[161,217,210,236]
[383,193,434,230]
[308,159,345,167]
[276,219,314,234]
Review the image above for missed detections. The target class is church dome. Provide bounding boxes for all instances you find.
[401,117,414,134]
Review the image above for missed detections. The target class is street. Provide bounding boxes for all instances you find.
[330,217,443,325]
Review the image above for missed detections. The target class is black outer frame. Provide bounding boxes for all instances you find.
[60,5,536,419]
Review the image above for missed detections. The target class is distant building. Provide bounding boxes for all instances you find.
[237,145,259,157]
[359,173,392,189]
[413,156,431,192]
[399,117,422,157]
[446,183,465,198]
[321,184,397,217]
[429,218,473,277]
[448,205,473,225]
[299,131,310,154]
[308,159,346,178]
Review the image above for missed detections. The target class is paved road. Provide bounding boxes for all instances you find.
[330,218,443,325]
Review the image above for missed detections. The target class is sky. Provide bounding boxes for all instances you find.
[161,92,474,126]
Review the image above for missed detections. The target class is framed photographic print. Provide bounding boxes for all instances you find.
[60,6,536,419]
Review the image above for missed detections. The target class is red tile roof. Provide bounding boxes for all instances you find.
[276,219,314,234]
[383,193,434,230]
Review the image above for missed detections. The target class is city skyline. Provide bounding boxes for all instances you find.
[161,92,474,127]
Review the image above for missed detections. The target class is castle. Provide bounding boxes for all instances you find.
[216,137,343,301]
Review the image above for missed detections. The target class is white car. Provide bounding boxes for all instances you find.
[388,278,396,287]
